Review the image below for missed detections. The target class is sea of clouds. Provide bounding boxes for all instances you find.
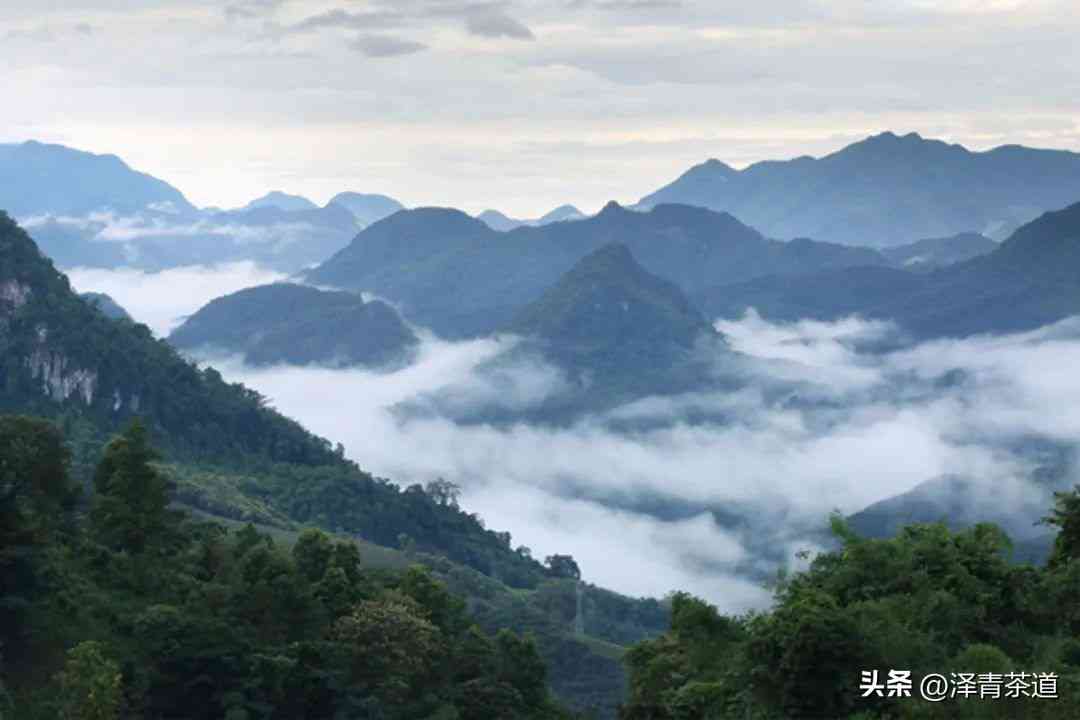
[70,266,1080,612]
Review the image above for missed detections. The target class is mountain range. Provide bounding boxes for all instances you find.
[697,199,1080,339]
[640,131,1080,247]
[0,141,405,272]
[477,204,586,231]
[305,201,889,339]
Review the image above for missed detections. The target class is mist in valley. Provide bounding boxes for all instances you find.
[69,265,1080,612]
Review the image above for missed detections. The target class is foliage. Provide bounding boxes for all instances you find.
[619,496,1080,719]
[2,420,571,719]
[55,641,123,720]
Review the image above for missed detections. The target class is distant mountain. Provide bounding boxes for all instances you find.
[511,243,713,369]
[328,192,405,227]
[640,132,1080,247]
[0,141,412,272]
[398,244,729,423]
[882,232,998,271]
[79,291,131,321]
[476,204,586,231]
[0,140,195,217]
[169,283,418,368]
[241,190,319,212]
[507,244,726,416]
[308,202,886,338]
[696,200,1080,338]
[477,209,521,231]
[537,204,587,224]
[22,192,362,273]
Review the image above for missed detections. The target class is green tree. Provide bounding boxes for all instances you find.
[90,420,173,554]
[0,416,77,650]
[293,527,334,583]
[1044,485,1080,568]
[55,641,123,720]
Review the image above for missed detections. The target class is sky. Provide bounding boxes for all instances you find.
[3,0,1080,216]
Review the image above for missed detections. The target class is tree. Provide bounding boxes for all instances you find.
[293,528,334,583]
[425,478,462,508]
[544,554,582,580]
[90,420,173,554]
[329,593,445,705]
[0,416,77,651]
[1044,485,1080,568]
[55,641,123,720]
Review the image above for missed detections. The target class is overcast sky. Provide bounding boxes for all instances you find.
[4,0,1079,215]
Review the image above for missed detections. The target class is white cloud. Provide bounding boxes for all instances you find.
[66,262,285,336]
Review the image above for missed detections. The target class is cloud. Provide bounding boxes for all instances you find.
[66,262,285,336]
[350,34,430,58]
[463,9,535,39]
[284,9,405,34]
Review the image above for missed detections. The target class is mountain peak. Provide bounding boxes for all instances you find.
[510,242,712,359]
[242,191,318,213]
[597,200,629,217]
[326,192,404,225]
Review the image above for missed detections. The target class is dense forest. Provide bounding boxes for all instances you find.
[0,416,575,718]
[618,498,1080,719]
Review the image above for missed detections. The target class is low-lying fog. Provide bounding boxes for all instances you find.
[71,265,1080,612]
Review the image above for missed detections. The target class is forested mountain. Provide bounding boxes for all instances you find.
[169,283,419,368]
[639,132,1080,246]
[0,418,576,719]
[695,200,1080,339]
[306,202,885,338]
[0,140,195,217]
[507,244,723,411]
[0,212,660,717]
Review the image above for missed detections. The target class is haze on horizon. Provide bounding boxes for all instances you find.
[4,0,1080,216]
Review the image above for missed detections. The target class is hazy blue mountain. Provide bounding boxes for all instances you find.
[477,209,521,231]
[169,283,418,368]
[477,204,586,231]
[328,192,405,226]
[696,199,1080,338]
[308,202,886,338]
[882,232,998,271]
[0,141,411,272]
[240,190,319,212]
[537,204,587,224]
[640,132,1080,247]
[0,140,195,218]
[79,291,131,321]
[23,193,362,272]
